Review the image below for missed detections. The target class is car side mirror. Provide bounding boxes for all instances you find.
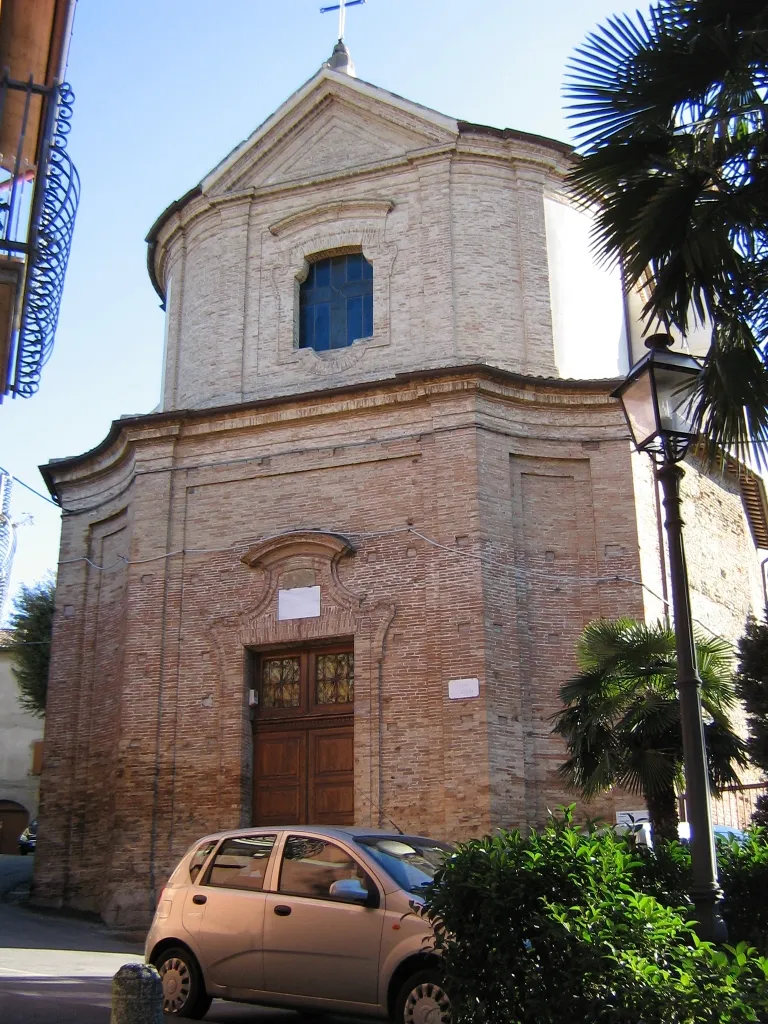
[328,878,370,904]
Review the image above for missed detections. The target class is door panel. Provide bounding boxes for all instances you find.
[187,834,277,991]
[263,892,383,1005]
[309,727,354,825]
[253,731,305,826]
[187,887,267,990]
[0,809,28,854]
[262,835,383,1005]
[253,722,353,826]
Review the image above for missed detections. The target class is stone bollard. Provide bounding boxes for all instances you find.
[111,963,164,1024]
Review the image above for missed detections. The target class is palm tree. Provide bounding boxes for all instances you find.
[565,0,768,462]
[552,618,748,840]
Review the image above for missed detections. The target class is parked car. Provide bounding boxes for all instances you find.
[18,819,37,855]
[677,821,747,845]
[145,826,453,1021]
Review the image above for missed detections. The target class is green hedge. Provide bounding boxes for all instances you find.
[718,829,768,955]
[423,810,768,1024]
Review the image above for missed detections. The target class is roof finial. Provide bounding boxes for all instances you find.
[320,0,364,76]
[326,38,357,77]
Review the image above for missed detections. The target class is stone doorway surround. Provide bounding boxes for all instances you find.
[209,531,395,829]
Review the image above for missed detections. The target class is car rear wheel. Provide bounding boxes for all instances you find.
[393,968,451,1024]
[154,946,212,1019]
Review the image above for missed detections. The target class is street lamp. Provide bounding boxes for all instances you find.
[613,333,726,943]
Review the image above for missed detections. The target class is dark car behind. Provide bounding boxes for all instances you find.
[18,819,37,855]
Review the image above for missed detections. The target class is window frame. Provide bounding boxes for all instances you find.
[201,833,279,892]
[298,251,373,353]
[250,643,354,721]
[187,840,217,884]
[276,832,379,907]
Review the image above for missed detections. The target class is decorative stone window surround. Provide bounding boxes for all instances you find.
[264,198,398,376]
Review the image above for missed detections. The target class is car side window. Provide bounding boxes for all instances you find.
[187,840,216,884]
[205,834,277,891]
[279,835,367,900]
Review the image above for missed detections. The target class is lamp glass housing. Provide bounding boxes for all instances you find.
[620,371,657,450]
[614,340,701,459]
[654,364,698,437]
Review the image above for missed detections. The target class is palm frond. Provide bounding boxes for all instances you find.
[554,618,746,812]
[564,0,768,453]
[704,721,750,791]
[616,747,679,798]
[692,319,768,468]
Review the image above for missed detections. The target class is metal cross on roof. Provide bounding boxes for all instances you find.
[320,0,366,42]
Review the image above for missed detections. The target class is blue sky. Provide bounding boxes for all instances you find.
[1,0,638,619]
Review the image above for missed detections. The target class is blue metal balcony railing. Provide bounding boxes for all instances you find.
[0,73,79,398]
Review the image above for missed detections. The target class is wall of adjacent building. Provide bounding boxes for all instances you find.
[0,642,44,821]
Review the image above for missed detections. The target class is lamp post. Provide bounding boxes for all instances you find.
[612,333,726,943]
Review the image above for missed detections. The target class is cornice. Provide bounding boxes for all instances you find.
[40,365,620,500]
[241,530,355,569]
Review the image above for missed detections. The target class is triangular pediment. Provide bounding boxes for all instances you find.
[204,68,458,195]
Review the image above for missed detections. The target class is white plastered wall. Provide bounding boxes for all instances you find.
[544,195,629,381]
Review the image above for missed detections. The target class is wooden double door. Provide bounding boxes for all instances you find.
[251,644,354,826]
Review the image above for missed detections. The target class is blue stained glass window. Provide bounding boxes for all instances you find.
[299,253,373,351]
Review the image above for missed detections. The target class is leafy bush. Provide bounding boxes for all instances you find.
[717,828,768,956]
[629,828,768,957]
[752,796,768,830]
[424,809,768,1024]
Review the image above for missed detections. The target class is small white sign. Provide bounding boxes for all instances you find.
[448,677,480,700]
[278,585,321,621]
[615,810,649,827]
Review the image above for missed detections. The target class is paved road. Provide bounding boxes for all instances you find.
[0,857,368,1024]
[0,854,34,896]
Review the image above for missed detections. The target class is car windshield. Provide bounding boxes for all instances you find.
[355,835,454,896]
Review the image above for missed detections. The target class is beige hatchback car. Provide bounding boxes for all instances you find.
[145,826,453,1022]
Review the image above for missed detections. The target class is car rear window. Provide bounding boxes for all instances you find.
[205,835,277,891]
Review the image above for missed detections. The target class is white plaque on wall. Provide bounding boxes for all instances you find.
[615,810,649,827]
[448,677,480,700]
[278,586,321,621]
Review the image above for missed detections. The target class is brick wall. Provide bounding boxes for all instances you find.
[37,369,762,927]
[152,76,573,412]
[35,71,766,928]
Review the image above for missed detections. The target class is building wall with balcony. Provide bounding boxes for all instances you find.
[0,0,78,399]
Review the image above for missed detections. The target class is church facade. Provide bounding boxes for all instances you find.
[34,52,767,927]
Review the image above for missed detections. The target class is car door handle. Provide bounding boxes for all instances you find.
[274,905,292,916]
[192,894,207,905]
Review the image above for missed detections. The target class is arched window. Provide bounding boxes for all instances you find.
[299,252,373,351]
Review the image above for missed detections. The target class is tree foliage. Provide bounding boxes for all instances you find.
[734,613,768,774]
[9,577,55,718]
[552,618,748,839]
[565,0,768,462]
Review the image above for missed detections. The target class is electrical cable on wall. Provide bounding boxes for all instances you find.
[0,471,16,616]
[0,465,59,507]
[54,523,733,648]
